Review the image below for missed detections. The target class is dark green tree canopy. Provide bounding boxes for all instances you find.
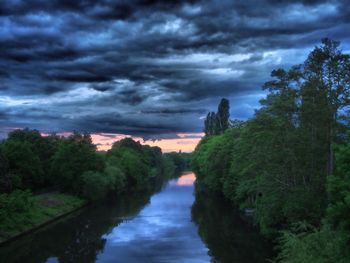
[193,39,350,262]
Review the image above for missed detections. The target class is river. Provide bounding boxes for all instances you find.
[0,172,272,263]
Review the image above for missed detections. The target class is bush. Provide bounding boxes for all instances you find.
[104,158,126,193]
[0,190,34,233]
[276,224,349,263]
[2,140,44,190]
[81,171,109,201]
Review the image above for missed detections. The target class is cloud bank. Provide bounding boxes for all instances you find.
[0,0,349,142]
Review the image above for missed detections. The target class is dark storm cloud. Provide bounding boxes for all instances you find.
[0,0,350,138]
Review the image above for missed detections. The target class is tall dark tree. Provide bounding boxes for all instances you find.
[204,112,211,136]
[216,98,230,134]
[204,98,230,136]
[303,38,350,176]
[0,147,10,192]
[204,112,217,136]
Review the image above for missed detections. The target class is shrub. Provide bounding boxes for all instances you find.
[81,171,109,201]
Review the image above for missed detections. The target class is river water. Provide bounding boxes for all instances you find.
[0,172,272,263]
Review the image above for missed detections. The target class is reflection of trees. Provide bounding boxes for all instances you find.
[191,189,273,263]
[0,191,155,263]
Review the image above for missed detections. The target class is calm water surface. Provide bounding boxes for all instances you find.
[0,172,272,263]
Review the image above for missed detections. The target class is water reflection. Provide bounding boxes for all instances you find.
[191,189,273,263]
[0,193,154,263]
[95,172,210,263]
[175,171,196,186]
[0,173,272,263]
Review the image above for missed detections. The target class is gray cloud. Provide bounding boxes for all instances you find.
[0,0,349,138]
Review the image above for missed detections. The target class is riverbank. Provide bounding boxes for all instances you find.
[0,192,87,245]
[0,172,272,263]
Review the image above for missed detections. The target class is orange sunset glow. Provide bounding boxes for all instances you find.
[176,172,196,186]
[41,132,204,153]
[91,132,204,152]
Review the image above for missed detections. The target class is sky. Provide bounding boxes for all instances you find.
[0,0,350,152]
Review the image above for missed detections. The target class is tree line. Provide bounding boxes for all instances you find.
[0,129,189,235]
[192,39,350,262]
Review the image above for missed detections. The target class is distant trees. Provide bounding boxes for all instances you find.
[204,98,230,136]
[108,139,151,188]
[0,125,189,242]
[0,129,188,202]
[192,39,350,262]
[163,152,192,176]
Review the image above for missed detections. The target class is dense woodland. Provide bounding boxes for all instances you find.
[192,39,350,262]
[0,129,188,237]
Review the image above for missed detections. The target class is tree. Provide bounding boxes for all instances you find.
[107,138,167,190]
[194,39,350,237]
[303,38,350,176]
[0,146,10,192]
[216,98,230,134]
[81,171,109,201]
[204,98,230,136]
[5,128,60,187]
[204,112,216,136]
[2,140,44,190]
[50,133,103,194]
[104,156,126,193]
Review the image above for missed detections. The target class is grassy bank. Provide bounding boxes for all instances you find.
[0,192,86,244]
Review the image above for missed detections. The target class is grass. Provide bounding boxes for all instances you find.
[0,192,86,243]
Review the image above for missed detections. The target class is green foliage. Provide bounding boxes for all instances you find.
[192,129,237,191]
[0,131,187,243]
[2,140,44,190]
[162,155,177,178]
[204,98,230,136]
[81,171,109,201]
[193,39,350,260]
[7,129,60,177]
[274,139,350,263]
[0,190,33,218]
[106,138,170,191]
[0,129,185,202]
[2,129,61,190]
[104,157,126,192]
[0,190,34,236]
[81,159,128,201]
[327,143,350,237]
[50,133,103,194]
[0,191,85,241]
[276,224,349,263]
[216,98,230,132]
[204,112,217,136]
[0,147,12,192]
[109,147,149,189]
[164,151,192,177]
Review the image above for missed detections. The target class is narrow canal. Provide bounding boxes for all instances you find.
[0,172,272,263]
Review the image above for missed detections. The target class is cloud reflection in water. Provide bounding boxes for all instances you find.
[97,172,209,263]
